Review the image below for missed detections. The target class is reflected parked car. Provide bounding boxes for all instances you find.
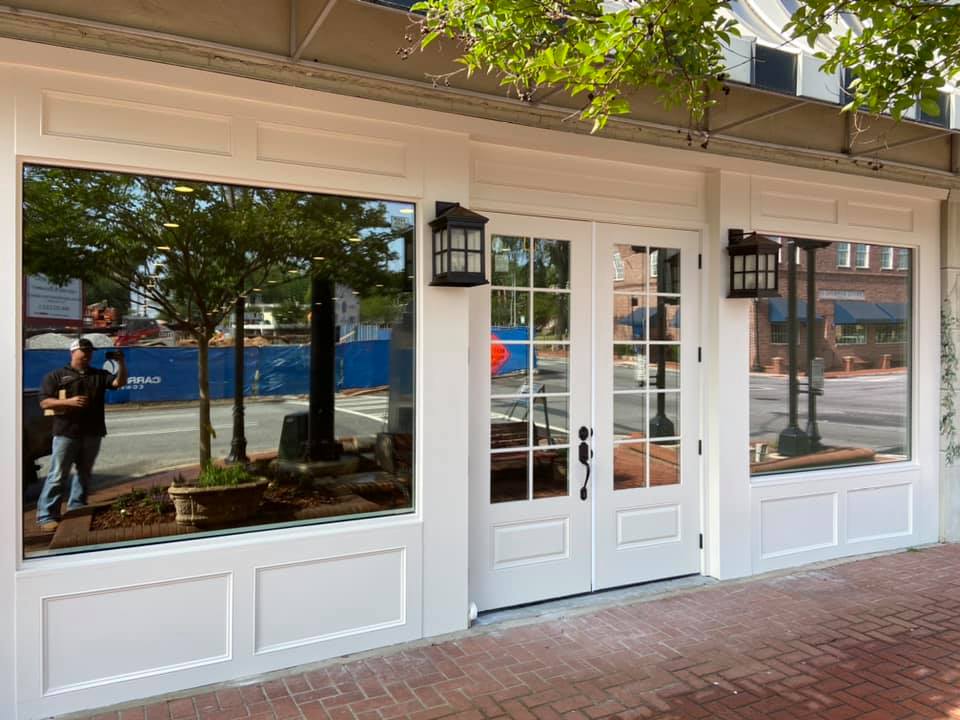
[22,389,52,488]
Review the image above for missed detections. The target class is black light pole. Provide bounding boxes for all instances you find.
[798,239,830,450]
[226,296,249,464]
[308,274,342,462]
[649,251,675,438]
[777,240,810,456]
[752,299,764,372]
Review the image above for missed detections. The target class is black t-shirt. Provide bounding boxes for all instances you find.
[40,365,117,438]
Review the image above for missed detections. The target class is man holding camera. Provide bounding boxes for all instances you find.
[36,338,128,531]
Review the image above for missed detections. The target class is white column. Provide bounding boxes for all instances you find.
[702,171,753,579]
[419,131,472,636]
[0,67,18,718]
[941,190,960,541]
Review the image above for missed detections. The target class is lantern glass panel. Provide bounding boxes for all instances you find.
[468,252,481,273]
[745,255,756,272]
[767,271,776,288]
[440,251,447,273]
[451,252,466,272]
[468,229,482,251]
[734,274,744,290]
[433,230,440,254]
[441,229,449,251]
[451,227,466,250]
[744,273,756,290]
[734,255,744,272]
[758,254,767,271]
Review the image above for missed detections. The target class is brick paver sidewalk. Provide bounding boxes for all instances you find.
[70,545,960,720]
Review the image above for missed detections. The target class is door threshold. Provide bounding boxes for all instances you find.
[474,573,715,628]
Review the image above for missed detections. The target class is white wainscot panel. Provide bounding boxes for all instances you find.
[847,483,913,543]
[255,548,405,654]
[492,517,569,569]
[617,504,680,549]
[257,122,407,178]
[43,573,231,694]
[847,203,914,232]
[42,91,232,155]
[760,493,838,559]
[757,191,838,224]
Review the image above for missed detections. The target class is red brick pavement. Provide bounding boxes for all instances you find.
[66,545,960,720]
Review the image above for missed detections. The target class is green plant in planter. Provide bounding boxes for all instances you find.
[168,464,268,527]
[194,464,255,488]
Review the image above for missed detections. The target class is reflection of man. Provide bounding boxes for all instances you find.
[36,339,127,531]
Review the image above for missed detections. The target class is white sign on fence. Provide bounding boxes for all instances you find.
[26,275,83,320]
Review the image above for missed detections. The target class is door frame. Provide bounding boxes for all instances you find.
[468,212,704,611]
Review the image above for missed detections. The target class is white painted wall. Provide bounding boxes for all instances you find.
[0,36,948,720]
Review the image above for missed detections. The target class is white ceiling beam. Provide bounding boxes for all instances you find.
[292,0,338,61]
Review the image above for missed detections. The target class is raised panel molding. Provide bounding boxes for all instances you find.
[760,493,838,559]
[616,504,681,549]
[847,483,913,543]
[255,548,406,654]
[257,122,407,178]
[43,573,231,694]
[471,144,703,221]
[492,517,569,569]
[42,91,232,156]
[847,203,914,232]
[757,191,838,224]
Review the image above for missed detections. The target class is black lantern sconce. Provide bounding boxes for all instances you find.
[430,202,489,287]
[727,229,781,298]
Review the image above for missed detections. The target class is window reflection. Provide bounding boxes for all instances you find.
[21,165,415,557]
[749,239,911,475]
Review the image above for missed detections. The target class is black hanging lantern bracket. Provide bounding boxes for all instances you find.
[727,229,781,298]
[430,202,489,287]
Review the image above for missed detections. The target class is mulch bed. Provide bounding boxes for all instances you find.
[90,479,406,532]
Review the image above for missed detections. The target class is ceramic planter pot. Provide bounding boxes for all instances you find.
[168,478,269,527]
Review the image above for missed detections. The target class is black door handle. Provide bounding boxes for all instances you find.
[578,426,592,501]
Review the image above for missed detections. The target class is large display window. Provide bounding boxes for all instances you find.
[749,237,911,475]
[21,164,416,557]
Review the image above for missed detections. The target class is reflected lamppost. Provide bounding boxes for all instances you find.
[649,249,678,438]
[777,239,810,456]
[797,239,830,451]
[226,295,249,464]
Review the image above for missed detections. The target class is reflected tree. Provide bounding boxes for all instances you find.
[22,166,397,468]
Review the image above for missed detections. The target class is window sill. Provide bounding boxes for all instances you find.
[750,459,919,488]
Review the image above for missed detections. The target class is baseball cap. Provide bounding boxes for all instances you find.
[69,338,94,353]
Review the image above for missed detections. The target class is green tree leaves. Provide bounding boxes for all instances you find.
[407,0,960,129]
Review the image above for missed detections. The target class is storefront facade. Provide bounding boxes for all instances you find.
[0,25,949,720]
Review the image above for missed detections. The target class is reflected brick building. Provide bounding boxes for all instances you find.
[750,242,910,373]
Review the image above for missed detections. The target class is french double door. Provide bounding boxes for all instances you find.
[471,214,701,611]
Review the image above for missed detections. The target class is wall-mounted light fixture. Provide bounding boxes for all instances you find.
[727,229,781,298]
[429,202,489,287]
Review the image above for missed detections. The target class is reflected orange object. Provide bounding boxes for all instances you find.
[491,334,509,375]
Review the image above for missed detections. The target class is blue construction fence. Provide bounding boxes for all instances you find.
[23,343,390,404]
[24,328,533,405]
[491,326,534,375]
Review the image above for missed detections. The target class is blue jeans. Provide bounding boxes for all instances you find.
[37,435,102,525]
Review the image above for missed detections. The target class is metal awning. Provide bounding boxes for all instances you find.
[876,302,908,322]
[833,300,901,324]
[767,297,819,323]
